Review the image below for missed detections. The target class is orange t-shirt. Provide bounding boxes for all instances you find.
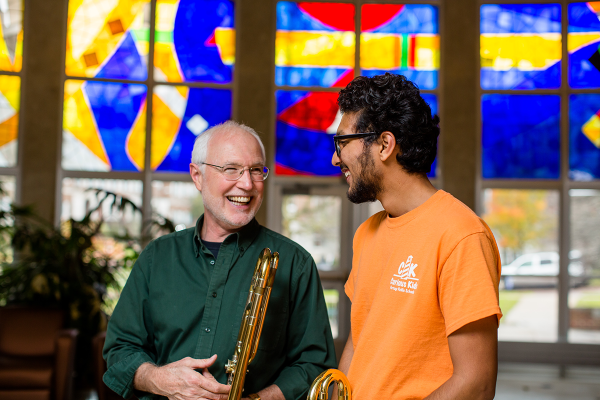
[345,190,502,399]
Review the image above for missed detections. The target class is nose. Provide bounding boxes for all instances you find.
[236,168,254,190]
[332,150,341,167]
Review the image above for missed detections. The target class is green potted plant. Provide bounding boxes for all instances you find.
[0,186,174,382]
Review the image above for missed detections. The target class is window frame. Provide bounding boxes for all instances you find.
[58,0,236,234]
[476,0,600,350]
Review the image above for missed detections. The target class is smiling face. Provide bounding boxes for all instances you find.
[192,128,265,234]
[332,112,383,204]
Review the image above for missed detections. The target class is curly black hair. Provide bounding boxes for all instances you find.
[337,73,440,174]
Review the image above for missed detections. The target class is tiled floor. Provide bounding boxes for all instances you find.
[496,363,600,400]
[76,363,600,399]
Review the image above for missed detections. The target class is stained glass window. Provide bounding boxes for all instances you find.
[0,75,19,167]
[482,95,560,179]
[569,2,600,88]
[480,4,561,90]
[276,90,341,176]
[275,2,355,88]
[360,4,439,90]
[152,86,231,172]
[63,79,147,172]
[65,0,150,80]
[154,0,234,83]
[570,94,600,180]
[276,90,437,177]
[0,1,22,73]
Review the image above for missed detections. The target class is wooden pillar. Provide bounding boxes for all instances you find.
[440,0,479,210]
[19,0,68,223]
[234,0,276,225]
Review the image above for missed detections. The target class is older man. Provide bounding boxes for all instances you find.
[103,121,336,400]
[333,74,502,400]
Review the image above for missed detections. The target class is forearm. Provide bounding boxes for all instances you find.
[245,384,285,400]
[424,374,495,400]
[338,332,354,375]
[425,316,498,400]
[133,362,162,396]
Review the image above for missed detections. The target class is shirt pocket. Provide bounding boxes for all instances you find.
[231,289,287,353]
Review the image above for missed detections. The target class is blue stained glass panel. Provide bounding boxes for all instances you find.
[480,4,562,90]
[275,90,438,178]
[569,3,600,88]
[570,94,600,180]
[152,86,232,172]
[154,0,235,83]
[482,95,560,179]
[276,90,341,176]
[422,94,438,178]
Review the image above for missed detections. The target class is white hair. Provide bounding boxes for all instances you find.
[191,120,266,172]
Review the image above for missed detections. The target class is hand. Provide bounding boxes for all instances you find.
[136,355,231,400]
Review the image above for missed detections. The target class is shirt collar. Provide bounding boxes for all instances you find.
[193,214,261,257]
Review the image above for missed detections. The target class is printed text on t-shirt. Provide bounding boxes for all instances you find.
[390,255,419,294]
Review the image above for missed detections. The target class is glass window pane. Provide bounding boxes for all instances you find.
[63,80,147,172]
[152,86,231,172]
[0,75,19,167]
[482,94,560,179]
[360,4,439,90]
[569,189,600,344]
[480,4,561,90]
[154,0,234,83]
[276,90,341,176]
[570,94,600,180]
[0,175,15,262]
[323,288,339,339]
[0,0,23,72]
[151,181,203,230]
[61,178,143,243]
[65,0,150,80]
[569,2,600,89]
[275,2,355,88]
[483,189,559,342]
[282,195,341,271]
[275,91,437,178]
[0,174,15,207]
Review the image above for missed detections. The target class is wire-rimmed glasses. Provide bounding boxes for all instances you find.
[201,163,269,181]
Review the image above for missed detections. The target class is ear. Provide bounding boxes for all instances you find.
[189,163,203,192]
[378,131,397,162]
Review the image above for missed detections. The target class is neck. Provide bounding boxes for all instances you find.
[378,170,438,218]
[201,213,243,242]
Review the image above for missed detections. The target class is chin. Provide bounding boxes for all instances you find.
[225,212,256,228]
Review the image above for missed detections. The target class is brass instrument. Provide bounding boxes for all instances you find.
[307,369,351,400]
[225,248,279,400]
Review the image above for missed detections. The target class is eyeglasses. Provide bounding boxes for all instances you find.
[333,132,379,158]
[201,162,270,181]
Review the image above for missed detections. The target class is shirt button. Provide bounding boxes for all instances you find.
[210,260,215,265]
[212,292,217,298]
[239,246,244,252]
[205,327,211,333]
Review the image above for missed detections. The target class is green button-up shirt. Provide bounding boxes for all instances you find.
[103,216,336,400]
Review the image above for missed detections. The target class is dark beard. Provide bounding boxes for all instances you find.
[347,147,383,204]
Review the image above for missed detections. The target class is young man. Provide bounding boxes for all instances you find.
[104,121,336,400]
[332,74,502,399]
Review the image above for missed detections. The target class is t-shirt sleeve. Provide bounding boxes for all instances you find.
[439,232,503,336]
[344,265,356,303]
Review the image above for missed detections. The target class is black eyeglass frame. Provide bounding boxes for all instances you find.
[333,132,379,157]
[200,162,270,181]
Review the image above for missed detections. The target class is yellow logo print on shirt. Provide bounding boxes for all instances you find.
[390,255,419,294]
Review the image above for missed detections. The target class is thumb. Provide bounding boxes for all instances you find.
[182,354,218,369]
